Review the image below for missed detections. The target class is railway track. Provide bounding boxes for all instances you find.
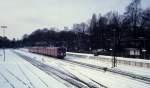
[25,66,49,88]
[15,50,150,84]
[17,64,36,88]
[6,69,31,88]
[0,71,15,88]
[15,50,150,85]
[62,58,150,84]
[13,51,77,88]
[13,51,107,88]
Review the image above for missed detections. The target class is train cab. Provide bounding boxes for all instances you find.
[57,47,66,58]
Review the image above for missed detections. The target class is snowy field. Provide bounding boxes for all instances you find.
[15,49,150,88]
[0,49,71,88]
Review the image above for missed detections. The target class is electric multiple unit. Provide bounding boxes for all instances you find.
[29,47,66,59]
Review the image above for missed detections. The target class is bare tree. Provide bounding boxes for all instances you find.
[124,0,142,31]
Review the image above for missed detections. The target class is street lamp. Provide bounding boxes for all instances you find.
[1,25,7,62]
[89,47,91,51]
[109,48,112,56]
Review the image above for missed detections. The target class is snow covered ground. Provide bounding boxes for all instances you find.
[15,49,150,88]
[66,52,150,78]
[67,52,150,63]
[0,49,72,88]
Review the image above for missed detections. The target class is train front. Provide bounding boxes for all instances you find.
[57,47,66,59]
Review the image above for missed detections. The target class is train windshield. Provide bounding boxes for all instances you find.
[58,47,66,53]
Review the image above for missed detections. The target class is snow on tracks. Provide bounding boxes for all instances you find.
[0,72,15,88]
[14,51,107,88]
[63,59,150,84]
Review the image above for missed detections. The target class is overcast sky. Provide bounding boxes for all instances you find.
[0,0,150,39]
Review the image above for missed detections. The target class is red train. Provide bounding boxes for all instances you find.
[28,47,66,59]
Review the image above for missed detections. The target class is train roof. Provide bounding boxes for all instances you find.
[30,47,65,49]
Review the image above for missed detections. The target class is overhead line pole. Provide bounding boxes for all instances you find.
[112,29,117,68]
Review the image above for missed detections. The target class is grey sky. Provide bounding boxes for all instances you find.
[0,0,149,39]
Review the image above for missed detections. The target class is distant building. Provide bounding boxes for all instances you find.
[124,48,140,58]
[127,48,140,56]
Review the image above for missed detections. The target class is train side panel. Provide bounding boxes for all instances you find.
[28,47,66,59]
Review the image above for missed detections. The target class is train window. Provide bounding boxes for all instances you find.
[58,47,66,53]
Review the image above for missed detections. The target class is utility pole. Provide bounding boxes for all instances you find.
[112,29,117,68]
[1,26,7,62]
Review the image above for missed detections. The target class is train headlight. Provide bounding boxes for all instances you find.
[61,53,63,56]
